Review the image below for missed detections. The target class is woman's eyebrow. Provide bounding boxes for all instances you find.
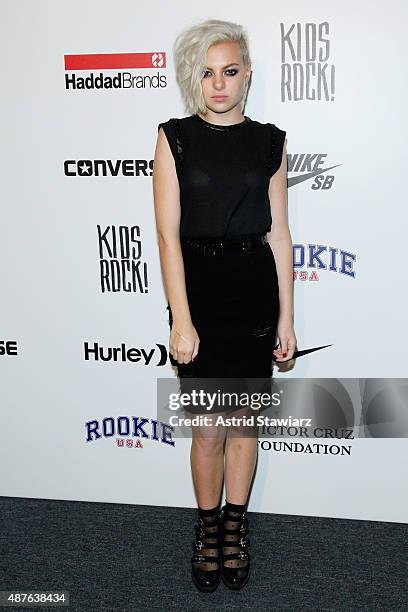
[205,63,240,69]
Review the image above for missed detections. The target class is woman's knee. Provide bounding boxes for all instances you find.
[191,433,225,455]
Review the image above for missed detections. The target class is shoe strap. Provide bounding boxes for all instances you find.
[194,524,222,550]
[193,539,220,550]
[222,550,250,561]
[195,525,221,538]
[198,516,221,529]
[222,535,250,547]
[192,553,220,564]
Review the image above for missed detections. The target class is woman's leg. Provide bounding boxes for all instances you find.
[224,412,258,504]
[189,412,227,591]
[220,410,258,588]
[190,412,227,508]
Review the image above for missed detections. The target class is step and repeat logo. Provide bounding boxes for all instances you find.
[64,51,167,90]
[281,21,335,101]
[85,416,175,450]
[288,153,341,191]
[293,244,356,281]
[97,225,148,293]
[83,342,168,366]
[64,158,153,177]
[0,340,18,356]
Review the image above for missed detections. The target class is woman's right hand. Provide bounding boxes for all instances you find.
[169,321,200,364]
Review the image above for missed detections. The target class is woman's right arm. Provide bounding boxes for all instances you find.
[152,126,200,365]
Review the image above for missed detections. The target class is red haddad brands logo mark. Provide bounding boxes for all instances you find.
[64,52,166,70]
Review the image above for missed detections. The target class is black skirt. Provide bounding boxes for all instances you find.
[166,239,280,414]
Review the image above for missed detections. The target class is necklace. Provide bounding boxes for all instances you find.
[193,113,251,131]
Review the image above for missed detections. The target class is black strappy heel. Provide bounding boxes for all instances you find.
[191,506,222,592]
[221,501,251,589]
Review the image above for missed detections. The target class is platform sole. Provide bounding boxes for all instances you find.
[221,567,251,590]
[192,570,221,592]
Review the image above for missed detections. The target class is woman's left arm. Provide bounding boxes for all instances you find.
[266,138,297,362]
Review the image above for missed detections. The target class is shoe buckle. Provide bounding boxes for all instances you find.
[196,540,204,550]
[238,550,248,560]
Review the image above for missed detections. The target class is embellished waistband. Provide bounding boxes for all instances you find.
[180,233,268,256]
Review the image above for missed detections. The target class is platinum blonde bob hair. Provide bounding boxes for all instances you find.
[173,19,252,116]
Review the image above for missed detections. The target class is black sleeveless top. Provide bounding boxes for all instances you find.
[157,113,286,239]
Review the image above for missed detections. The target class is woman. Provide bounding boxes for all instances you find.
[153,19,296,591]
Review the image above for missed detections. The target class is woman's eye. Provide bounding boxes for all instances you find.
[202,69,239,78]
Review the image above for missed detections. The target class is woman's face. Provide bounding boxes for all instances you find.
[200,40,251,115]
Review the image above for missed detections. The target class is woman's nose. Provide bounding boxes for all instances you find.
[212,73,225,88]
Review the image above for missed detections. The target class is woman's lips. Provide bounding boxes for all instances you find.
[212,95,228,101]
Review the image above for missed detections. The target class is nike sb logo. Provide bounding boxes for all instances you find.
[287,154,341,190]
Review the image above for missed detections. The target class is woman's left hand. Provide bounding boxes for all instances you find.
[273,318,297,362]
